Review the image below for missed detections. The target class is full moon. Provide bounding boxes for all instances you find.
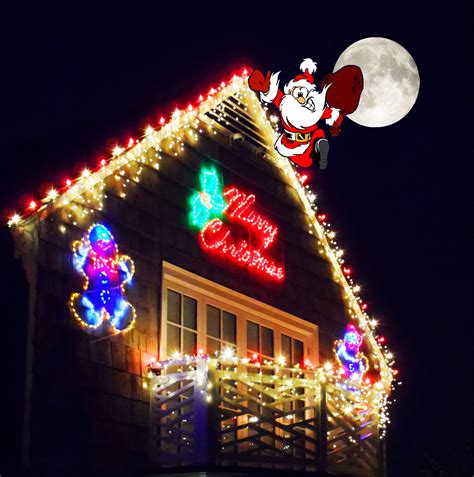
[334,37,420,127]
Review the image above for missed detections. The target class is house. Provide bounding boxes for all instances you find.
[8,68,393,476]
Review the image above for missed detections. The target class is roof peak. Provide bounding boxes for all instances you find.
[7,67,250,227]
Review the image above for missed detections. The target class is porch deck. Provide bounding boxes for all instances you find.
[148,357,383,476]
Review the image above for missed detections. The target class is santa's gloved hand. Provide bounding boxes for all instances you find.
[248,70,271,93]
[330,124,341,137]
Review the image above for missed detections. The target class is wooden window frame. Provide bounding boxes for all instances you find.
[205,304,237,354]
[165,289,198,356]
[161,261,319,364]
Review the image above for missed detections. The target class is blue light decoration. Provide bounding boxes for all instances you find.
[189,167,226,229]
[69,224,136,333]
[335,324,369,380]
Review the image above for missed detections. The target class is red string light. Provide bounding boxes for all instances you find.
[297,173,309,185]
[9,68,250,222]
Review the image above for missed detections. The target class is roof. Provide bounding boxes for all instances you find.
[8,66,394,429]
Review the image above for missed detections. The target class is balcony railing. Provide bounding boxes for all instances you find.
[148,357,383,476]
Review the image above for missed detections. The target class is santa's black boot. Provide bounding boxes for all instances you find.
[317,139,330,170]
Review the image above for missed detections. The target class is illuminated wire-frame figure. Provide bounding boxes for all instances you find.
[69,224,136,333]
[189,167,226,229]
[335,324,369,380]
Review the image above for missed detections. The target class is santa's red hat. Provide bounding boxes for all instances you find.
[284,58,318,93]
[294,58,317,83]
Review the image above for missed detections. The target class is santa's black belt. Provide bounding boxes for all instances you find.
[285,131,311,143]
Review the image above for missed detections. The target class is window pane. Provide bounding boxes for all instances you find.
[207,305,220,338]
[261,326,274,357]
[293,339,304,366]
[281,334,291,362]
[222,311,236,344]
[207,337,220,356]
[183,295,197,330]
[167,324,180,356]
[247,321,259,354]
[183,330,197,356]
[167,289,181,324]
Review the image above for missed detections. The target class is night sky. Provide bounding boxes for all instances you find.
[0,4,471,477]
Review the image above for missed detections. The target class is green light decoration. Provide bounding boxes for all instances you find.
[190,167,226,228]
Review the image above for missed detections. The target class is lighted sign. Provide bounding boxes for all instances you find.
[190,167,284,281]
[335,324,369,379]
[69,223,136,333]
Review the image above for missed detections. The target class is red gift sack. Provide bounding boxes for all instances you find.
[321,65,364,116]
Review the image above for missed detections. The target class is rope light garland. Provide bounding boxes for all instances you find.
[190,167,285,281]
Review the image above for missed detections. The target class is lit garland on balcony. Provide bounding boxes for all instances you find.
[147,349,391,437]
[7,66,396,435]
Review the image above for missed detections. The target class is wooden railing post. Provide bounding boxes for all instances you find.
[317,382,328,472]
[193,358,209,465]
[193,358,219,466]
[206,359,219,466]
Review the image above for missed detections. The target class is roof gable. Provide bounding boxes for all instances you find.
[8,67,394,398]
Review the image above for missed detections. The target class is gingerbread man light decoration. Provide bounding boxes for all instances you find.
[69,224,136,333]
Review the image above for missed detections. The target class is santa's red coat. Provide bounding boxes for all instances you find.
[271,89,333,167]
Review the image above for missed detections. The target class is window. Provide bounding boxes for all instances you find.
[166,289,197,356]
[161,262,318,365]
[206,305,237,355]
[281,334,304,366]
[247,321,274,360]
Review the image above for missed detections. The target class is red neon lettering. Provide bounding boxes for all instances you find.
[223,187,278,248]
[199,219,284,281]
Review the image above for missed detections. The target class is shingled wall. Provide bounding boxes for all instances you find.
[16,121,351,476]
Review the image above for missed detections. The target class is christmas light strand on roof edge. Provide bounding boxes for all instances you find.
[246,89,396,385]
[247,88,397,435]
[7,68,251,227]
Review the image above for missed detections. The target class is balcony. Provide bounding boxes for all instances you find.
[147,356,384,476]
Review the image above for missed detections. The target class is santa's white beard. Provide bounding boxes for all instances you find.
[279,89,328,130]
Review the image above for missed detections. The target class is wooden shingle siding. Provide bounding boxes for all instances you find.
[18,99,355,475]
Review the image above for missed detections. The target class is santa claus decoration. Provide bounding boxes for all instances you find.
[248,59,363,169]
